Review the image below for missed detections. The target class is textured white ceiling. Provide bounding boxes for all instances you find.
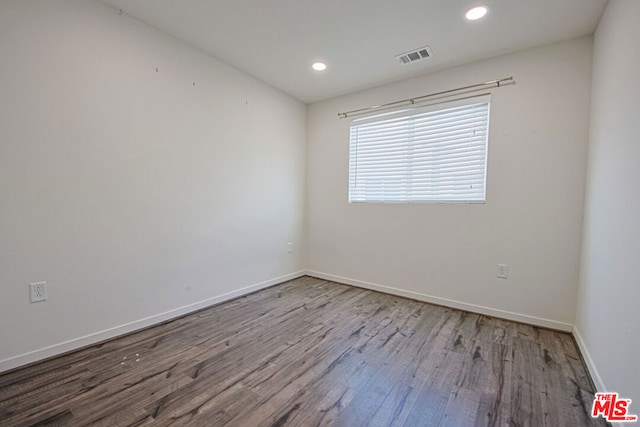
[98,0,607,103]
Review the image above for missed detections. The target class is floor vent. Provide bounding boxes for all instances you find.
[396,46,433,64]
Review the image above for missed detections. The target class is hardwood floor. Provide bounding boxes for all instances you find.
[0,276,606,426]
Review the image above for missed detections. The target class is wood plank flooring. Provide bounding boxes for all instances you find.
[0,276,607,426]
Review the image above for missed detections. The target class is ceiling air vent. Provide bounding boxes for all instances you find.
[395,46,433,64]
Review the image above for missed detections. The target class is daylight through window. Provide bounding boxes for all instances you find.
[348,96,490,203]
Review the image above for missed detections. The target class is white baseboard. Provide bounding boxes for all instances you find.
[573,325,607,392]
[572,333,625,427]
[306,270,573,332]
[0,270,581,374]
[573,328,620,427]
[0,271,306,374]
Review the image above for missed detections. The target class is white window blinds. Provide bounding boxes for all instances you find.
[348,96,490,203]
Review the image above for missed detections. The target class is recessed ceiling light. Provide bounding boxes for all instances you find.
[465,5,488,21]
[312,62,327,71]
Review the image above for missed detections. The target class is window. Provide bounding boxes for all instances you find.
[348,96,490,203]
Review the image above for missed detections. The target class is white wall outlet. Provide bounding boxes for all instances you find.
[287,242,293,253]
[30,281,48,303]
[497,264,509,279]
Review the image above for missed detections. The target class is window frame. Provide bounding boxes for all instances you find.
[348,95,491,204]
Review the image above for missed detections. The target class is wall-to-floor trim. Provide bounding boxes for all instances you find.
[306,270,573,332]
[573,325,606,392]
[2,270,600,386]
[0,271,306,374]
[573,328,623,426]
[573,332,624,427]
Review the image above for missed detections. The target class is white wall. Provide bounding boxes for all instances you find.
[576,0,640,400]
[307,37,593,330]
[0,0,306,371]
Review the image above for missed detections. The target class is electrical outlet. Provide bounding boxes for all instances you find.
[497,264,509,279]
[287,242,293,253]
[30,281,48,303]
